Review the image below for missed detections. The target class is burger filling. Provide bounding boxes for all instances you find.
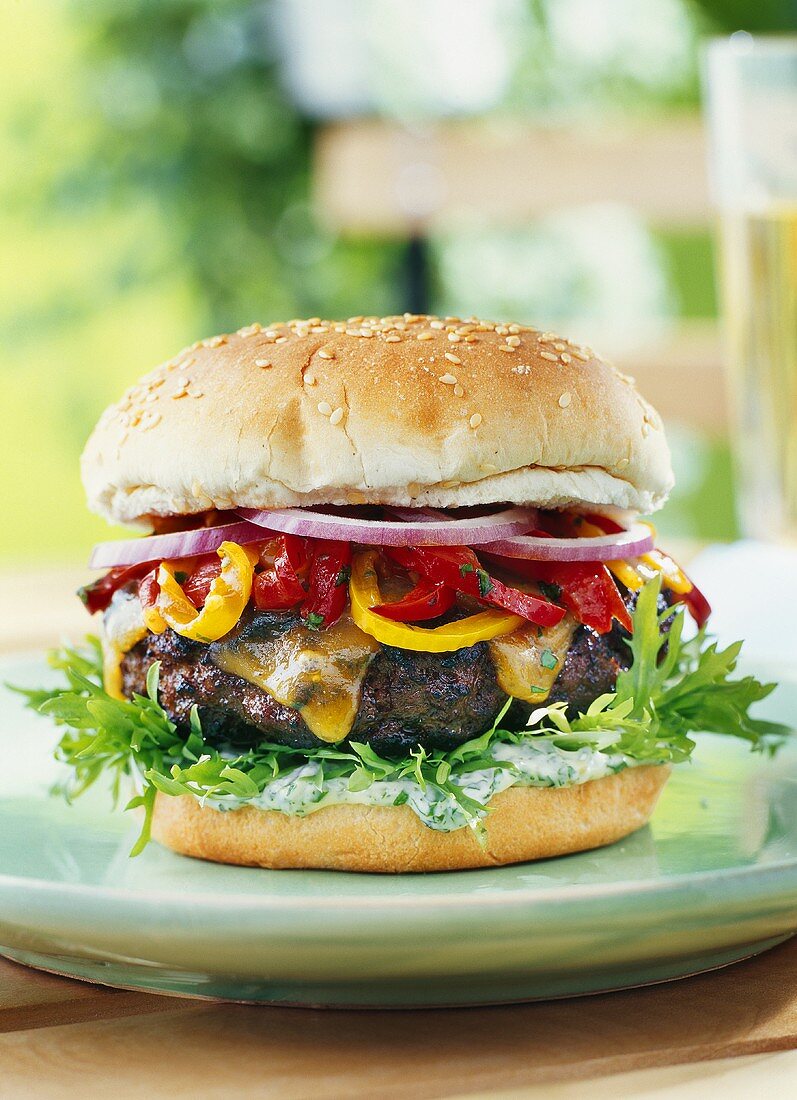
[24,507,785,850]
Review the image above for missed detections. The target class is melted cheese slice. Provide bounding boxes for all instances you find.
[213,613,381,744]
[102,590,148,700]
[489,614,578,704]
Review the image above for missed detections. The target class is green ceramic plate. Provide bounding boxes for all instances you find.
[1,654,796,1006]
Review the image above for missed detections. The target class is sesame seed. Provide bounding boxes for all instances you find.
[573,350,590,362]
[417,331,433,341]
[469,413,483,429]
[204,334,226,348]
[558,392,572,408]
[554,343,566,351]
[495,326,508,336]
[540,351,558,362]
[447,332,461,342]
[465,335,479,343]
[617,457,630,469]
[384,334,401,342]
[345,328,360,337]
[430,320,444,329]
[317,401,333,416]
[305,373,316,386]
[329,407,345,426]
[317,348,335,360]
[439,373,457,385]
[498,345,515,353]
[189,389,204,399]
[275,336,288,344]
[453,384,464,397]
[139,410,161,430]
[506,335,521,347]
[255,358,271,368]
[444,352,461,365]
[311,326,328,333]
[508,324,520,334]
[237,323,262,337]
[560,353,572,364]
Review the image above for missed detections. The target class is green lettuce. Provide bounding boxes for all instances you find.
[14,577,789,853]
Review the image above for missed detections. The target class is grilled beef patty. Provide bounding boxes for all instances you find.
[120,589,672,755]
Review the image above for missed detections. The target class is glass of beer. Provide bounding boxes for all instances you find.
[704,36,797,542]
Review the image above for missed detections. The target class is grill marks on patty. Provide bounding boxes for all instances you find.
[119,589,673,756]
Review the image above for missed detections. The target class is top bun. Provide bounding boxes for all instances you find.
[81,315,673,526]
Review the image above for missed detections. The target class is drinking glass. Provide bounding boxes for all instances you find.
[703,36,797,542]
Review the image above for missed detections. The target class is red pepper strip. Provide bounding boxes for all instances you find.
[673,582,712,630]
[300,539,352,629]
[182,556,223,609]
[484,551,631,635]
[387,546,566,628]
[371,578,456,622]
[138,568,160,614]
[253,535,307,611]
[78,563,154,615]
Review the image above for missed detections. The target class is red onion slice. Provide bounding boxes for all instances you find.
[88,520,268,570]
[236,505,535,546]
[481,522,655,563]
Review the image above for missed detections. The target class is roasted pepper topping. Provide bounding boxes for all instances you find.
[350,551,522,652]
[152,541,257,643]
[253,534,307,611]
[386,546,566,628]
[300,539,352,630]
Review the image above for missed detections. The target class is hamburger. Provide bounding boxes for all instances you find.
[27,315,784,872]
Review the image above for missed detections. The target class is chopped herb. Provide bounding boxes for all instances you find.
[335,566,351,587]
[174,571,189,585]
[541,648,558,670]
[304,612,325,630]
[529,685,546,694]
[459,563,475,577]
[477,569,494,597]
[538,581,562,604]
[393,790,409,806]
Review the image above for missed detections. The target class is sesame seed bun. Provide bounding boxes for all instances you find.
[81,315,672,525]
[149,765,670,873]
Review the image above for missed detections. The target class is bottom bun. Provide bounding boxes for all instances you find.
[150,765,671,873]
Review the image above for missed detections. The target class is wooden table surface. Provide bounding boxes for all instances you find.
[2,564,796,1096]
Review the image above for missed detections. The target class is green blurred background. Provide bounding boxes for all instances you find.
[2,0,795,565]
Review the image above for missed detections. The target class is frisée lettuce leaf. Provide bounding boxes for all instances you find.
[13,577,789,853]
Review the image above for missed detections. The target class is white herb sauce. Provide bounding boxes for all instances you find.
[202,740,638,833]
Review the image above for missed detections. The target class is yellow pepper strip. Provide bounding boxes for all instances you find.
[607,558,647,591]
[350,551,522,653]
[639,549,693,594]
[154,542,258,644]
